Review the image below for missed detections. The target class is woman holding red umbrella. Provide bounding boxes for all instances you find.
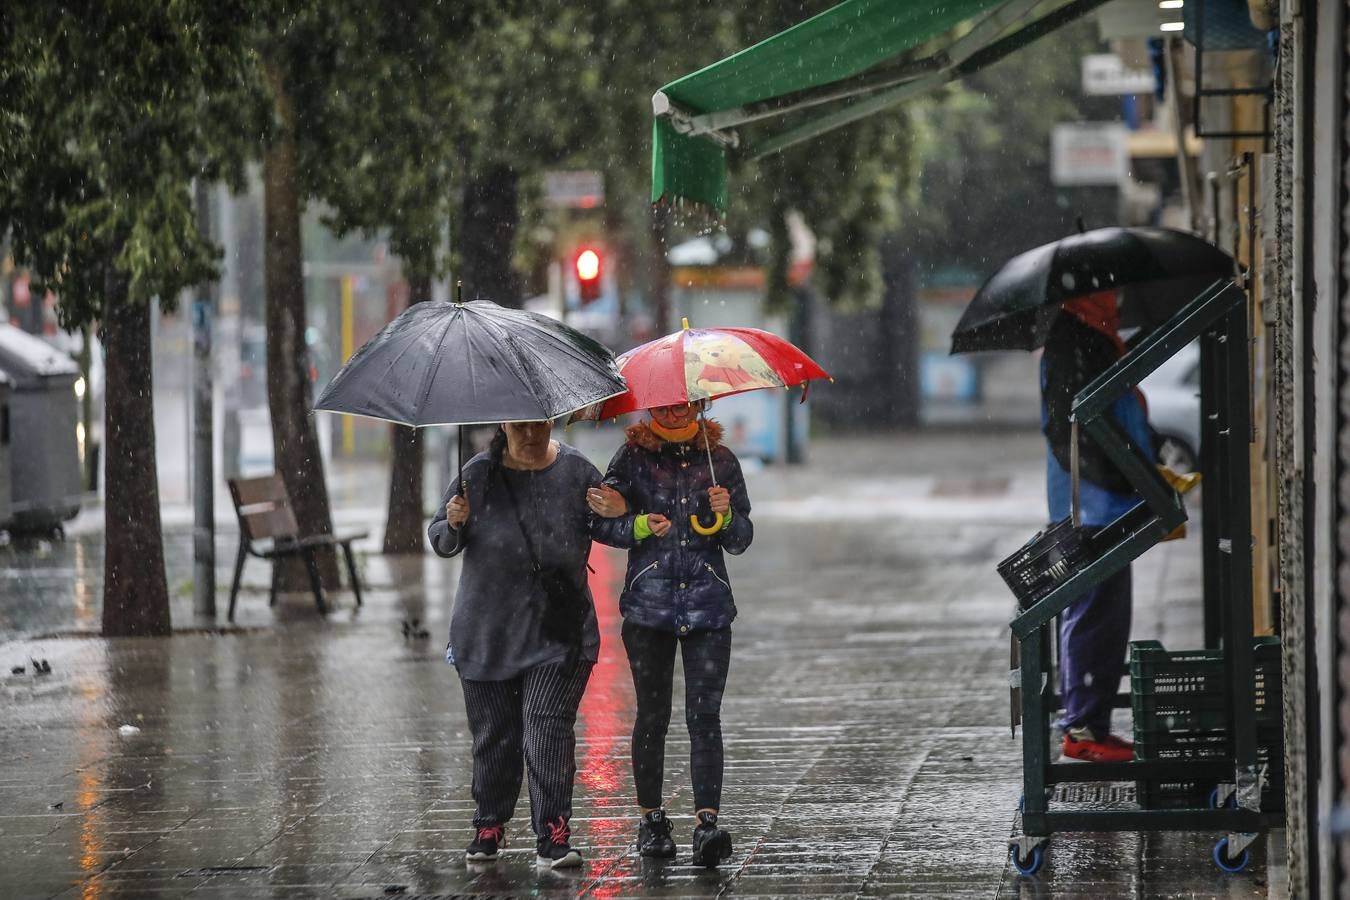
[591,397,749,868]
[586,319,829,868]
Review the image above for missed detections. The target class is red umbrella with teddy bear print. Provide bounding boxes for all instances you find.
[572,317,830,534]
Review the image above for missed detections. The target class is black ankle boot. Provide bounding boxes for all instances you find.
[637,808,677,858]
[690,811,732,868]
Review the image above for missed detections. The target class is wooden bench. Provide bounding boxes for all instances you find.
[227,474,368,621]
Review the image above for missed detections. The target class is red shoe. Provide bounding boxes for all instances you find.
[1062,728,1134,763]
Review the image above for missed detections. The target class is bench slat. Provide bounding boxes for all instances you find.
[240,506,299,541]
[231,475,289,507]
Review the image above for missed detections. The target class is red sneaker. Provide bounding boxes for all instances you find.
[1062,728,1134,763]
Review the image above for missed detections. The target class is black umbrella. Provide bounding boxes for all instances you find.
[314,297,626,487]
[949,226,1236,353]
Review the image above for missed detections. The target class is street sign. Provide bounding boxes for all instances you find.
[1081,54,1155,96]
[1051,123,1128,186]
[543,170,605,208]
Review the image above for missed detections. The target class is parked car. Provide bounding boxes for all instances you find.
[1139,341,1201,473]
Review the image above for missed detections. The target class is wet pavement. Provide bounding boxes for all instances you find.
[0,429,1284,898]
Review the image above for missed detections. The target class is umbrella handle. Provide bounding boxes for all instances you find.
[458,424,468,497]
[690,512,726,535]
[692,408,726,535]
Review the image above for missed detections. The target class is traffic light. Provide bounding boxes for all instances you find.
[575,247,602,304]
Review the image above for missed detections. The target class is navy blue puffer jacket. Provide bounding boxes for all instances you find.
[592,420,753,634]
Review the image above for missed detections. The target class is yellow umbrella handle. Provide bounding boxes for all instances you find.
[690,512,726,535]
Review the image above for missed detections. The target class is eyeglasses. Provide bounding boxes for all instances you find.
[650,403,695,415]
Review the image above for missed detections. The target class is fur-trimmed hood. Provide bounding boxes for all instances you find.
[624,418,723,452]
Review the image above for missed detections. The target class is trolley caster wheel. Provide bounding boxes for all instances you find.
[1010,843,1044,876]
[1208,787,1235,809]
[1213,837,1250,873]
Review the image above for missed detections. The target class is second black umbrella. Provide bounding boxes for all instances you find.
[950,226,1236,354]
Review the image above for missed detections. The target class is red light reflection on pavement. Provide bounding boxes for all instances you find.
[579,543,635,855]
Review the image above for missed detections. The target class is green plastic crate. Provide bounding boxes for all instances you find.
[1129,637,1282,735]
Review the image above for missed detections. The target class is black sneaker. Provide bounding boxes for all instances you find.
[465,824,505,861]
[690,812,732,868]
[536,816,582,869]
[636,808,677,858]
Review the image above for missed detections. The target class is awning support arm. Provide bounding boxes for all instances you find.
[686,58,942,134]
[651,92,740,148]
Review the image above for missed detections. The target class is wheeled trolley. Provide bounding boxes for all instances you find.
[1003,280,1283,875]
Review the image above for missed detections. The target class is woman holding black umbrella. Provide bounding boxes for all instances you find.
[313,296,629,870]
[428,419,628,869]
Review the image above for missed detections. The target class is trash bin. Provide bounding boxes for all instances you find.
[0,325,82,534]
[0,369,12,532]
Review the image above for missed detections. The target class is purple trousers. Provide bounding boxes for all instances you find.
[1058,565,1132,736]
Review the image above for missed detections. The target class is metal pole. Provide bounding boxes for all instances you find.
[1165,37,1201,233]
[1070,419,1081,527]
[192,179,217,617]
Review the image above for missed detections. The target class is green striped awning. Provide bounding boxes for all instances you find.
[651,0,1110,211]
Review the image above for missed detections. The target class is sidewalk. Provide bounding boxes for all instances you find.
[0,429,1283,898]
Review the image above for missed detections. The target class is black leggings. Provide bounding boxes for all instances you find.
[622,620,732,812]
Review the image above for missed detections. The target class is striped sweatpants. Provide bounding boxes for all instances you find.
[459,660,593,835]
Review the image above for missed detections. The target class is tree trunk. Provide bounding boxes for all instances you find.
[262,58,339,589]
[458,165,522,307]
[78,322,98,490]
[101,281,170,636]
[648,205,672,335]
[382,271,430,554]
[880,235,920,429]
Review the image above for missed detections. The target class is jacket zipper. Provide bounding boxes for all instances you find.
[628,560,658,592]
[704,562,731,589]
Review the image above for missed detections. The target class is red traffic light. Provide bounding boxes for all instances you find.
[575,247,602,303]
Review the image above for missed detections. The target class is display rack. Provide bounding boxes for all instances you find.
[1004,279,1282,875]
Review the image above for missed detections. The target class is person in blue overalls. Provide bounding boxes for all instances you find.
[1041,290,1154,763]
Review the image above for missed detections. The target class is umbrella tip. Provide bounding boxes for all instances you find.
[1075,216,1086,235]
[456,281,463,304]
[681,317,690,330]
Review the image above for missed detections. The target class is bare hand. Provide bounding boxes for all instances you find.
[446,495,470,528]
[708,486,731,515]
[586,485,628,518]
[646,513,672,537]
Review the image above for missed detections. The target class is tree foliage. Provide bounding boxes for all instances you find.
[1,2,261,323]
[0,1,262,635]
[899,18,1119,279]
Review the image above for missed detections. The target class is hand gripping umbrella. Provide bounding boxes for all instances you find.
[314,294,626,492]
[949,226,1237,353]
[574,317,830,534]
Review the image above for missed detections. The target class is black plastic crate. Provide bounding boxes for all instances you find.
[997,517,1091,606]
[1135,730,1231,761]
[1136,731,1286,810]
[1137,777,1286,811]
[1136,780,1209,810]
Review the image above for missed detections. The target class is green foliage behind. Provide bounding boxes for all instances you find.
[0,2,263,325]
[900,18,1120,282]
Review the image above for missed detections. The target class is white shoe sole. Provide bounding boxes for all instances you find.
[537,849,582,868]
[465,851,500,861]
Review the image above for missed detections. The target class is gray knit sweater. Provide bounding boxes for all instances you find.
[428,443,602,681]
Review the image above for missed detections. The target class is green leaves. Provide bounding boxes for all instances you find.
[0,1,261,325]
